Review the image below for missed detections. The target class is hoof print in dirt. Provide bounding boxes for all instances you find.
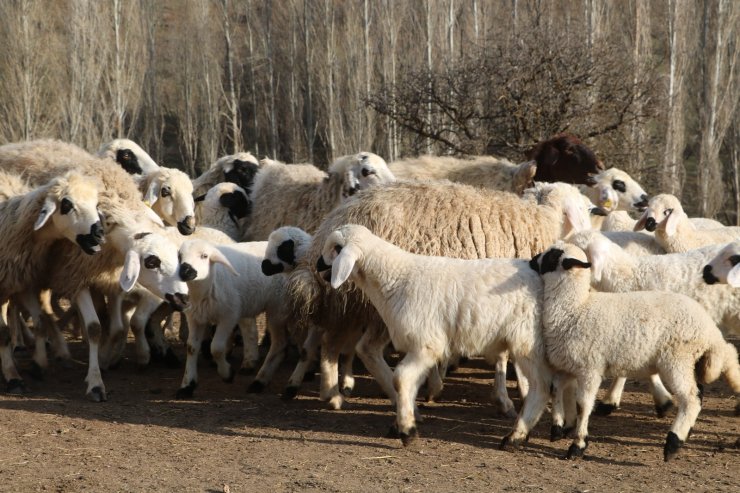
[246,380,265,393]
[28,362,44,381]
[664,432,683,462]
[655,400,674,418]
[399,427,418,447]
[88,386,106,402]
[175,382,196,400]
[6,378,27,394]
[282,386,299,400]
[593,400,617,416]
[566,443,586,460]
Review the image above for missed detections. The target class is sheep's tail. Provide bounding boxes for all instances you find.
[697,341,740,394]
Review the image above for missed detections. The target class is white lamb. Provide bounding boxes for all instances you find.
[140,167,197,235]
[194,182,250,241]
[581,167,649,213]
[525,243,740,461]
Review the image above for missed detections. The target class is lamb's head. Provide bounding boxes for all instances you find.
[98,138,159,176]
[36,172,105,256]
[591,168,649,212]
[528,182,606,237]
[178,239,238,282]
[332,152,395,199]
[215,152,260,192]
[703,241,740,287]
[143,168,196,235]
[511,160,538,195]
[529,243,592,280]
[97,195,164,254]
[318,224,370,289]
[262,226,313,276]
[634,194,686,235]
[119,232,190,311]
[195,182,250,224]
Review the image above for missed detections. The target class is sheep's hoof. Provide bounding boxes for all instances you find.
[6,378,27,394]
[327,395,343,410]
[399,427,418,447]
[163,348,181,369]
[655,400,674,418]
[29,362,44,381]
[550,425,565,442]
[386,423,400,439]
[88,386,106,402]
[340,386,353,398]
[664,432,683,462]
[175,382,196,399]
[246,380,265,393]
[500,432,528,450]
[282,386,299,400]
[566,443,586,460]
[593,400,617,416]
[223,368,236,384]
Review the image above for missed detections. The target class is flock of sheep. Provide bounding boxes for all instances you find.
[0,134,738,464]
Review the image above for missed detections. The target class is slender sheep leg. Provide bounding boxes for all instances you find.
[0,299,25,393]
[15,292,49,376]
[76,289,106,402]
[490,350,517,418]
[500,358,552,448]
[594,377,626,416]
[248,317,288,393]
[549,373,578,441]
[39,290,71,364]
[146,302,177,366]
[176,312,204,399]
[393,349,436,446]
[319,337,343,410]
[339,344,356,397]
[239,318,259,373]
[355,323,396,403]
[566,372,602,459]
[284,324,321,398]
[100,291,127,370]
[426,361,444,402]
[210,319,239,382]
[129,297,163,367]
[8,302,28,353]
[661,364,701,461]
[514,361,529,400]
[648,373,674,417]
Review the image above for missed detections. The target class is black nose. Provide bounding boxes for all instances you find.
[316,256,331,272]
[590,207,608,216]
[644,217,657,232]
[702,265,719,285]
[177,216,195,235]
[165,292,190,311]
[179,262,197,281]
[261,259,284,276]
[347,185,360,196]
[635,194,649,210]
[76,222,105,255]
[584,175,598,186]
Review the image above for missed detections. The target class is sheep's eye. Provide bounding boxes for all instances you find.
[612,180,626,193]
[729,255,740,267]
[161,186,172,198]
[200,253,208,259]
[361,168,375,177]
[664,208,673,216]
[144,255,161,269]
[60,198,74,215]
[334,245,343,254]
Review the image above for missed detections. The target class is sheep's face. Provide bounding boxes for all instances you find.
[119,232,190,311]
[511,160,537,195]
[195,182,251,226]
[222,153,260,192]
[145,170,196,235]
[340,152,395,199]
[37,174,105,256]
[263,226,311,276]
[178,239,238,283]
[319,226,366,289]
[703,242,740,287]
[592,168,648,212]
[529,244,591,278]
[634,194,685,236]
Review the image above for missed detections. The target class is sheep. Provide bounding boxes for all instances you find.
[634,194,740,252]
[390,155,537,194]
[703,241,740,287]
[318,224,551,445]
[140,167,197,235]
[97,138,160,176]
[527,133,604,185]
[580,167,649,213]
[175,239,292,398]
[245,152,395,240]
[524,243,740,461]
[0,171,104,393]
[287,180,601,411]
[192,152,261,197]
[194,182,250,241]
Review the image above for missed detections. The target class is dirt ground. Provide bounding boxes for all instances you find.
[0,335,737,493]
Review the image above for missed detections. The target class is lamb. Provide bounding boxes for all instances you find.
[140,167,197,235]
[194,182,250,241]
[97,138,160,176]
[527,133,604,185]
[318,224,551,445]
[245,152,395,240]
[703,241,740,287]
[175,239,292,398]
[524,243,740,461]
[192,152,261,197]
[390,155,537,194]
[288,180,601,411]
[634,194,740,252]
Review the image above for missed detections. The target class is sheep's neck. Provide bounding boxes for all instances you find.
[656,216,693,252]
[542,273,590,326]
[187,274,214,303]
[352,242,410,314]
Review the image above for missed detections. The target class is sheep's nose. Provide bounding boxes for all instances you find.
[645,217,657,232]
[179,263,197,281]
[261,259,284,276]
[165,292,190,311]
[634,194,649,211]
[316,256,331,272]
[590,207,608,217]
[177,216,195,235]
[91,221,105,243]
[702,265,719,285]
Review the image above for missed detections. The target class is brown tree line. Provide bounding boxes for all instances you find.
[0,0,737,219]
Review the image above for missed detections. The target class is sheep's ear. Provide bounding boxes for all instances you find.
[144,179,161,206]
[209,249,239,276]
[564,198,590,233]
[331,244,359,289]
[34,198,57,230]
[562,258,591,270]
[586,241,608,282]
[663,209,681,236]
[727,263,740,288]
[634,210,648,231]
[143,206,165,227]
[119,250,140,292]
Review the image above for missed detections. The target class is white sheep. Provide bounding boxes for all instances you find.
[194,182,250,241]
[318,224,551,446]
[175,239,292,398]
[97,138,160,176]
[140,167,197,235]
[390,155,537,194]
[580,167,649,213]
[192,152,261,197]
[245,152,395,240]
[524,243,740,461]
[703,241,740,287]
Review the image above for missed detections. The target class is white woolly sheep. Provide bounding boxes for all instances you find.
[245,152,395,240]
[192,152,261,197]
[140,167,197,235]
[319,224,551,446]
[194,182,250,241]
[580,167,649,213]
[523,244,740,461]
[97,138,160,176]
[390,155,537,194]
[703,241,740,287]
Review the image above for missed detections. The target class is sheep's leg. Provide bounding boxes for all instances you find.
[594,377,626,416]
[8,302,28,353]
[176,313,204,399]
[339,344,356,397]
[355,323,396,403]
[648,373,674,418]
[129,297,163,368]
[284,324,321,399]
[15,292,49,378]
[514,360,529,400]
[146,302,178,368]
[0,299,25,393]
[76,289,106,402]
[500,358,552,449]
[426,361,445,403]
[566,372,601,460]
[39,290,71,365]
[549,374,578,441]
[210,319,240,383]
[660,364,701,462]
[100,291,127,370]
[238,318,259,374]
[394,349,435,446]
[248,316,288,393]
[490,350,517,418]
[320,327,361,410]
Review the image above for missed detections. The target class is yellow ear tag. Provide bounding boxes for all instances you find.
[143,200,151,207]
[602,198,613,210]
